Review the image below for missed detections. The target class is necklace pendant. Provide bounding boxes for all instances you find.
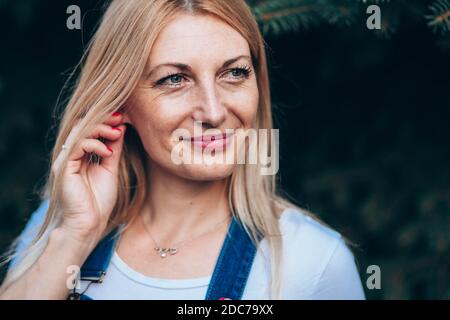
[155,247,178,258]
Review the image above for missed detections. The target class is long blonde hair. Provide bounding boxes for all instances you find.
[1,0,318,299]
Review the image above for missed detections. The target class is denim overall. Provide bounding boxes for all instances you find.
[67,215,261,300]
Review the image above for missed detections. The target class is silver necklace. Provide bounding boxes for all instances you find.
[140,213,231,258]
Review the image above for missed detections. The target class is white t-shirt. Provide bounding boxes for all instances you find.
[11,200,366,300]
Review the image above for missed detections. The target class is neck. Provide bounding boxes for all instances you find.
[140,162,232,244]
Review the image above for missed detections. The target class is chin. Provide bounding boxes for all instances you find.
[178,163,236,181]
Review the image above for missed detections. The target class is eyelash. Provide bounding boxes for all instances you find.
[154,65,253,88]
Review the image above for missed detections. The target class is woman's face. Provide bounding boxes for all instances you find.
[124,13,259,181]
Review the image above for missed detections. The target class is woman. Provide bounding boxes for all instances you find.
[0,0,365,300]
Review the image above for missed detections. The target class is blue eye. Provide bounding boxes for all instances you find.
[231,68,247,77]
[153,65,253,89]
[155,73,185,87]
[168,75,183,84]
[227,66,252,80]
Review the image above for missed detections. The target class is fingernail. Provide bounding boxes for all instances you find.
[112,111,121,117]
[107,146,113,152]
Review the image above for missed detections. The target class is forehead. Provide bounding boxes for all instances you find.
[147,13,251,67]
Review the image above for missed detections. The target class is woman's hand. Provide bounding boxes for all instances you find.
[51,112,127,246]
[0,113,127,299]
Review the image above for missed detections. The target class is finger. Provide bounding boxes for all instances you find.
[72,138,112,162]
[52,113,123,174]
[87,123,123,141]
[103,112,124,127]
[101,124,127,174]
[62,112,122,147]
[64,138,113,176]
[52,119,83,175]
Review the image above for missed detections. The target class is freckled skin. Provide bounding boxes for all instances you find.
[124,13,259,181]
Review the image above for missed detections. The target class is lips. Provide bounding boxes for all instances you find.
[190,132,232,142]
[189,132,234,150]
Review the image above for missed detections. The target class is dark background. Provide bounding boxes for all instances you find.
[0,0,449,299]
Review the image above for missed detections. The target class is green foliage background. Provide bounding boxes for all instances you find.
[0,0,449,299]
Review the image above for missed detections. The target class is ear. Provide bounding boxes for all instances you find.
[119,105,132,125]
[122,112,132,125]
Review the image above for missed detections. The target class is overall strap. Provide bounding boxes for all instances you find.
[204,216,262,300]
[67,227,120,300]
[68,216,262,300]
[80,227,121,282]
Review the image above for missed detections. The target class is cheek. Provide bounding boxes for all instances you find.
[226,87,259,127]
[128,94,188,152]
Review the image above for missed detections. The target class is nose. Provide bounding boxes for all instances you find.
[192,80,227,128]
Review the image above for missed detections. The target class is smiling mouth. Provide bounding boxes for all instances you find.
[190,132,233,142]
[180,132,235,150]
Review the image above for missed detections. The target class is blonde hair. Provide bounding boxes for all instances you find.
[0,0,321,299]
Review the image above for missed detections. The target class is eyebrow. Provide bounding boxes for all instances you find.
[145,55,251,79]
